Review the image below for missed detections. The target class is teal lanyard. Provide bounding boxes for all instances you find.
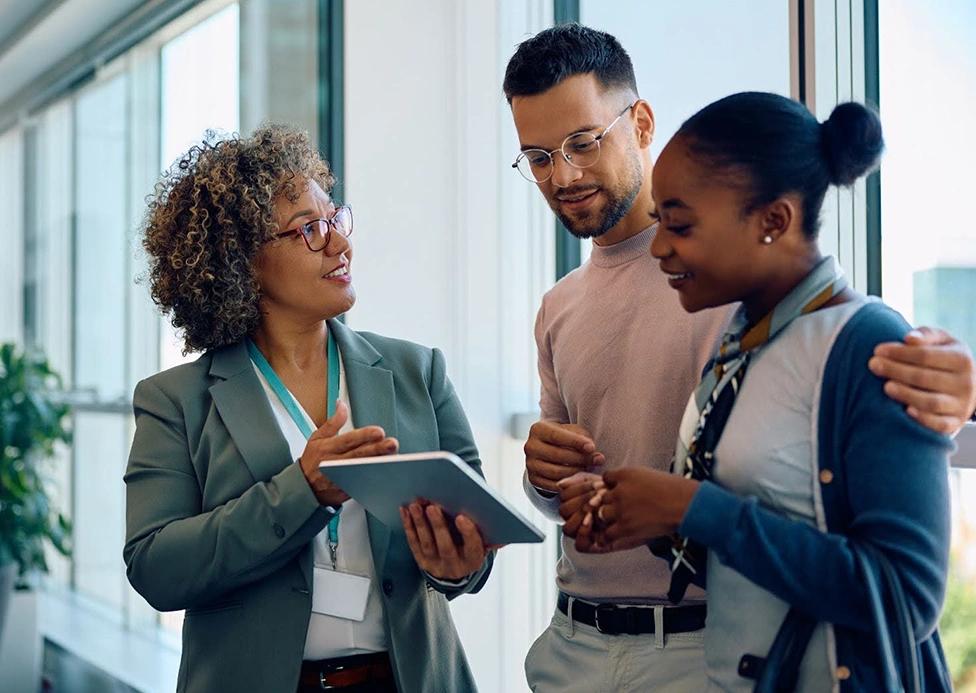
[247,328,342,567]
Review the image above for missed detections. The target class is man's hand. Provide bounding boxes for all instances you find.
[524,421,605,494]
[299,400,400,506]
[400,502,489,581]
[558,472,612,553]
[557,472,600,535]
[870,326,976,434]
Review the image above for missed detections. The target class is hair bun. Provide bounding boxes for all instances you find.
[820,102,884,185]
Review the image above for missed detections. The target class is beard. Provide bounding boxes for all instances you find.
[553,150,643,240]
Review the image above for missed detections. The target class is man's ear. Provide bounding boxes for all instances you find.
[633,99,655,149]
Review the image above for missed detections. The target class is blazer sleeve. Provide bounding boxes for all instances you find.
[679,303,953,637]
[422,347,495,599]
[123,377,332,612]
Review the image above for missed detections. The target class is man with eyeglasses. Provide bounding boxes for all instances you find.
[504,23,976,692]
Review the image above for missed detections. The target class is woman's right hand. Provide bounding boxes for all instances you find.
[299,400,399,507]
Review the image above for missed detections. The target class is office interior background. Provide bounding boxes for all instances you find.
[0,0,973,691]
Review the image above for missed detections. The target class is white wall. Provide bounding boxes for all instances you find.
[344,1,559,690]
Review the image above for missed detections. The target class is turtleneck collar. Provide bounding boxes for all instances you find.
[588,224,657,268]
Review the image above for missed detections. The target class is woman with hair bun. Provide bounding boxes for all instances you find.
[560,93,953,691]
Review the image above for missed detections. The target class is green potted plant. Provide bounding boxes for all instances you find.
[0,342,72,641]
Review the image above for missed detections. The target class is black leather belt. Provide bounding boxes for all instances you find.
[557,591,707,636]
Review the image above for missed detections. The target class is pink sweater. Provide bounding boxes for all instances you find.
[526,225,731,604]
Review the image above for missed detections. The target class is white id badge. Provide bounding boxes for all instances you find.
[312,566,371,621]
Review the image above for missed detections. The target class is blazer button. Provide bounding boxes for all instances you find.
[819,469,834,484]
[273,523,285,538]
[836,665,851,680]
[382,579,394,597]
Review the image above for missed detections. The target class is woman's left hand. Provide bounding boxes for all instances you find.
[400,502,488,581]
[584,468,699,552]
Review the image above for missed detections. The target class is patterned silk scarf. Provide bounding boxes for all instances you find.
[652,256,848,604]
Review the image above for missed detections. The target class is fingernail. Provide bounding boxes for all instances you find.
[592,479,605,490]
[907,406,919,418]
[868,357,880,373]
[907,329,922,339]
[582,442,596,453]
[583,512,592,527]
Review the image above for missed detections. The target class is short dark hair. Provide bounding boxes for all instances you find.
[503,23,638,103]
[676,92,883,238]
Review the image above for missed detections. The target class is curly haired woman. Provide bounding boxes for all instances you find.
[124,125,492,693]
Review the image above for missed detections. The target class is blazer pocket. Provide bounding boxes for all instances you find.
[185,600,243,616]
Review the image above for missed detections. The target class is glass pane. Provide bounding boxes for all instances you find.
[73,412,128,610]
[23,107,73,590]
[239,0,319,140]
[946,469,976,690]
[22,122,74,580]
[878,2,976,688]
[159,2,240,370]
[31,102,74,382]
[579,0,791,161]
[578,0,792,261]
[42,443,73,588]
[23,126,40,349]
[0,127,24,343]
[160,3,240,168]
[879,0,976,344]
[74,74,128,401]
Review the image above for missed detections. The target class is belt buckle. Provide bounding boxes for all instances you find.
[594,603,616,634]
[319,665,344,690]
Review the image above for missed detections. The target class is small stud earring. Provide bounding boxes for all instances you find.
[762,235,774,244]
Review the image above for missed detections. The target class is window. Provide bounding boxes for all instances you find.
[0,127,24,343]
[2,0,327,664]
[158,2,241,372]
[877,1,976,687]
[25,100,75,589]
[574,0,793,266]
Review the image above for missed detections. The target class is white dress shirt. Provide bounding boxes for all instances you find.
[251,352,389,660]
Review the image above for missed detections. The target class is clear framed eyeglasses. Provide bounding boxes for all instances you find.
[512,103,635,183]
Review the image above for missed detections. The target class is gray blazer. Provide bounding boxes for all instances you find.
[123,320,491,693]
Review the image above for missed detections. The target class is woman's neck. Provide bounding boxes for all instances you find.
[251,312,330,373]
[742,250,824,326]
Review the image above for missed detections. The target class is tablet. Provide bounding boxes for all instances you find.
[319,452,545,545]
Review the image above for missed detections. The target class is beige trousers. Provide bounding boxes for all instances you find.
[525,604,707,693]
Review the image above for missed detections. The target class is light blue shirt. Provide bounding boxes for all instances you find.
[704,298,868,692]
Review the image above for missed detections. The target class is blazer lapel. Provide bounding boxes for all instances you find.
[208,342,293,483]
[207,328,399,584]
[329,319,397,574]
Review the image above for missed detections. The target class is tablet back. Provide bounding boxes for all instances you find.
[320,451,545,545]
